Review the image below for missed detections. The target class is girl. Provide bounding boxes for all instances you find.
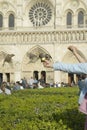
[42,45,87,130]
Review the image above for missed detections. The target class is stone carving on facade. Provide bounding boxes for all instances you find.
[0,30,86,45]
[2,2,9,11]
[71,0,79,9]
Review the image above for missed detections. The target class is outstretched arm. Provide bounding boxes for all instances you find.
[43,59,87,74]
[68,46,87,63]
[42,46,87,74]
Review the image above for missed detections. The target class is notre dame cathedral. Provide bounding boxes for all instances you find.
[0,0,87,85]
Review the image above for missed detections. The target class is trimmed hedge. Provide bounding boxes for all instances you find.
[0,87,85,130]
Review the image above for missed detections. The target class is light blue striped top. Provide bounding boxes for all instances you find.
[53,62,87,74]
[53,62,87,104]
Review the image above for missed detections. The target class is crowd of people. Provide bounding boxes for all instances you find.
[0,77,71,95]
[0,76,46,95]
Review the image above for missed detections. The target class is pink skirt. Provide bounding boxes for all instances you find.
[79,93,87,115]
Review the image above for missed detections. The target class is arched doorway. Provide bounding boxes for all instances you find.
[33,71,38,80]
[41,71,46,83]
[6,73,10,82]
[0,73,3,85]
[68,73,75,86]
[22,45,52,83]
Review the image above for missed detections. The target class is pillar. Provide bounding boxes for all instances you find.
[14,71,21,82]
[3,73,7,82]
[54,71,61,83]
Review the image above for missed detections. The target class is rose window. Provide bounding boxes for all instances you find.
[29,2,52,26]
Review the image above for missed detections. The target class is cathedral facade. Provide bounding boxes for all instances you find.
[0,0,87,85]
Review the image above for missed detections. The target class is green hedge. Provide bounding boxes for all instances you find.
[0,87,85,130]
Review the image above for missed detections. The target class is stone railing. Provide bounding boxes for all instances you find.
[0,29,87,45]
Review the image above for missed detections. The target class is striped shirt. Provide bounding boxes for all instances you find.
[53,62,87,74]
[53,62,87,104]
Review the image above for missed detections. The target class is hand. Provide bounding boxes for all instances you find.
[43,60,53,68]
[68,45,77,55]
[68,45,87,63]
[39,53,52,62]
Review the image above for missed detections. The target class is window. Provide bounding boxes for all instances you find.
[9,14,15,29]
[66,12,72,28]
[78,11,84,28]
[29,2,52,27]
[0,14,3,29]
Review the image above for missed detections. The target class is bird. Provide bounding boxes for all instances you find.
[0,52,15,66]
[3,54,15,66]
[39,53,52,62]
[27,52,52,63]
[27,52,39,63]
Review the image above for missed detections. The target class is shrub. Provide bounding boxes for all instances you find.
[0,87,85,130]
